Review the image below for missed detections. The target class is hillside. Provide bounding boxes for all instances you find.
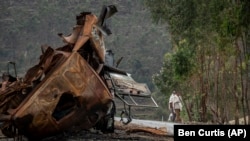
[0,0,171,90]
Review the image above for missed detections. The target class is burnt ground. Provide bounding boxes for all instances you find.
[0,121,173,141]
[41,121,173,141]
[42,129,172,141]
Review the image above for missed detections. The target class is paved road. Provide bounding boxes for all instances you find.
[115,117,182,136]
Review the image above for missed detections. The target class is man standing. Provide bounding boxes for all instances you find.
[169,91,182,122]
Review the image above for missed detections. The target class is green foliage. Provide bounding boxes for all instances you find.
[152,53,175,94]
[146,0,250,123]
[172,44,195,80]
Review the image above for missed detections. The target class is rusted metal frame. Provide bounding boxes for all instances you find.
[107,70,159,108]
[121,99,132,125]
[149,96,159,108]
[103,72,131,124]
[0,5,119,139]
[114,91,159,108]
[104,71,158,124]
[112,85,158,125]
[104,72,158,108]
[128,93,139,106]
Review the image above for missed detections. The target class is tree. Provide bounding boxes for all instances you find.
[146,0,250,123]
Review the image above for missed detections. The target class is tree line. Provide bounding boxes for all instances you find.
[145,0,250,124]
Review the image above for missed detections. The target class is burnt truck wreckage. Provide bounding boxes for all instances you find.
[0,5,158,140]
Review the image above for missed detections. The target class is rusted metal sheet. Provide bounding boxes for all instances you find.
[0,5,117,140]
[11,52,112,139]
[0,5,158,140]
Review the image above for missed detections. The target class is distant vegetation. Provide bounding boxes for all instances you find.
[145,0,250,124]
[0,0,170,90]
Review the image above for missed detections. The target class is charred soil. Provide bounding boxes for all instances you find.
[0,121,173,141]
[41,121,173,141]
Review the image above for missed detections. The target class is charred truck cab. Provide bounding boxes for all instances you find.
[0,5,158,140]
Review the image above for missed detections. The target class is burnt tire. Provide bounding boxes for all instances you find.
[95,101,116,133]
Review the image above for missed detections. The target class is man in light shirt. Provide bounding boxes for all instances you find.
[169,91,183,122]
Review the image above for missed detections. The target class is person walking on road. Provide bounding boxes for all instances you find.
[168,91,183,122]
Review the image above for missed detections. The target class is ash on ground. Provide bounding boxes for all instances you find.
[41,121,173,141]
[0,121,173,141]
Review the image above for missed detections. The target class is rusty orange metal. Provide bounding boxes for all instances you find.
[0,5,158,140]
[0,5,117,140]
[11,52,112,139]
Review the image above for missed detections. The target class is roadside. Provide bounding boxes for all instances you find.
[0,119,174,141]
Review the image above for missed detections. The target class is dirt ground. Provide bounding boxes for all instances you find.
[42,121,173,141]
[0,121,174,141]
[42,129,173,141]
